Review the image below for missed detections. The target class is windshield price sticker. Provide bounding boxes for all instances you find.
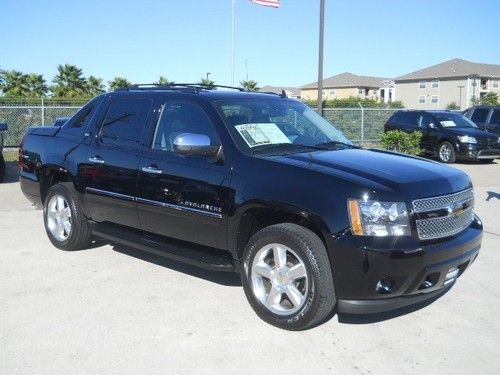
[235,123,291,148]
[440,120,457,127]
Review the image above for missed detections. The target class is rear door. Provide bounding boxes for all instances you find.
[136,98,233,249]
[83,95,154,228]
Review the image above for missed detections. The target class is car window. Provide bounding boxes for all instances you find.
[471,108,489,123]
[489,109,500,125]
[402,112,419,128]
[152,101,219,153]
[99,97,153,148]
[419,113,435,128]
[66,99,97,129]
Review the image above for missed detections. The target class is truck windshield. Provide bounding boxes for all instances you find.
[215,98,353,154]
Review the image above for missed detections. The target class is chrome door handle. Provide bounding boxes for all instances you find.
[141,166,163,174]
[88,156,105,164]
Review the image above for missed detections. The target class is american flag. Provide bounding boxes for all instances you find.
[250,0,279,8]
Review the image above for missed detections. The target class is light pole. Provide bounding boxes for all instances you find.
[206,72,211,81]
[458,85,464,109]
[317,0,325,115]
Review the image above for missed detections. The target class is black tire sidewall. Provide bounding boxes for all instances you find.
[241,224,334,330]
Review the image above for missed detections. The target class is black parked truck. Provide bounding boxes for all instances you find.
[19,85,483,330]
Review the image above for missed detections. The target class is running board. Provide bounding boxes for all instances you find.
[91,222,236,273]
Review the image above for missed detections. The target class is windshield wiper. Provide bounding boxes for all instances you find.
[314,141,360,149]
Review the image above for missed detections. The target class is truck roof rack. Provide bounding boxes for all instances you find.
[115,83,245,92]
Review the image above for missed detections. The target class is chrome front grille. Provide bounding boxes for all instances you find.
[412,188,474,240]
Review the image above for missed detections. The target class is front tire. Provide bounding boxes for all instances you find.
[241,223,336,330]
[438,141,456,163]
[44,183,93,250]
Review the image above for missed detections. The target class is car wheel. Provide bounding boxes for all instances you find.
[0,154,5,183]
[44,183,93,250]
[241,223,336,330]
[438,141,456,163]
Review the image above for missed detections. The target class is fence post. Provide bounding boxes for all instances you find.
[357,103,364,146]
[41,96,45,126]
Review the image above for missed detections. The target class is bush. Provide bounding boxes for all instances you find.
[447,102,460,110]
[381,130,422,155]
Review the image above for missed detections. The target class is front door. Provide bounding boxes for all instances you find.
[136,100,232,249]
[83,95,154,228]
[418,112,439,155]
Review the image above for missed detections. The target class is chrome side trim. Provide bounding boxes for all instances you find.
[86,187,135,201]
[85,187,223,219]
[136,197,223,219]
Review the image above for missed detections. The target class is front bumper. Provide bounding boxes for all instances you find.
[456,142,500,160]
[330,216,482,313]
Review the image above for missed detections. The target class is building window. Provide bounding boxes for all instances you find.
[431,95,439,104]
[329,89,335,95]
[419,95,426,104]
[358,88,364,95]
[431,80,439,88]
[419,81,426,88]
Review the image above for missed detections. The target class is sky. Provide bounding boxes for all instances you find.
[1,0,499,88]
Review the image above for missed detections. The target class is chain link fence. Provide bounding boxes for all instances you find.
[0,104,398,148]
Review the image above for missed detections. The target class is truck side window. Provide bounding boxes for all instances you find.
[489,109,500,125]
[100,97,153,148]
[152,102,219,152]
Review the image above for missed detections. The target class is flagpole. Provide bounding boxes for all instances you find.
[231,0,236,86]
[317,0,325,115]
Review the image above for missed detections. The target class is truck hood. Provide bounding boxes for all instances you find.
[270,148,471,199]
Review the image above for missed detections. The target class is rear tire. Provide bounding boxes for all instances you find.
[44,183,93,250]
[438,141,456,163]
[241,223,336,330]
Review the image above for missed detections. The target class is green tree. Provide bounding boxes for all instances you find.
[470,95,481,106]
[0,70,30,97]
[26,73,48,97]
[198,77,215,89]
[446,102,460,110]
[480,92,499,106]
[108,77,132,91]
[86,76,105,96]
[240,79,259,92]
[156,76,172,85]
[51,64,87,98]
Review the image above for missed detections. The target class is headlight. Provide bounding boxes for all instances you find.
[348,199,411,237]
[457,135,477,144]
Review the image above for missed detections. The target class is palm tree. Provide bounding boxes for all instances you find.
[86,76,105,96]
[240,80,259,92]
[51,64,87,97]
[156,76,173,85]
[0,70,30,97]
[108,77,131,91]
[27,73,48,97]
[198,77,215,89]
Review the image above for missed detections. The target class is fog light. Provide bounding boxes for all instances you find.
[444,267,459,286]
[376,278,395,294]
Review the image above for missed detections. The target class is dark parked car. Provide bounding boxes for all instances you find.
[0,122,8,182]
[384,110,500,163]
[19,85,483,330]
[463,106,500,135]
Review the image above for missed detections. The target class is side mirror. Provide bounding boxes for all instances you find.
[428,122,436,129]
[0,123,8,131]
[173,133,221,158]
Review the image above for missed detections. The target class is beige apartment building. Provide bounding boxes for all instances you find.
[395,58,500,110]
[300,72,394,103]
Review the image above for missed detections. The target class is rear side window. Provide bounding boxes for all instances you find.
[471,108,489,123]
[388,112,403,123]
[490,109,500,125]
[402,112,420,128]
[99,97,153,148]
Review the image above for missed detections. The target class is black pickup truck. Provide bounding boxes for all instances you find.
[19,85,483,330]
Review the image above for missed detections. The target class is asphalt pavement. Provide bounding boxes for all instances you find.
[1,159,499,374]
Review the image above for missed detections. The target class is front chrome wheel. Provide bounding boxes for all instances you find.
[46,194,72,242]
[250,243,309,316]
[439,143,452,162]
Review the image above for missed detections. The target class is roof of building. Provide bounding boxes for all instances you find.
[395,58,500,81]
[301,72,389,89]
[258,85,300,97]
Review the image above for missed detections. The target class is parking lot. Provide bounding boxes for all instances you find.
[1,159,499,375]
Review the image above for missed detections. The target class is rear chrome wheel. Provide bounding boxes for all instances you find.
[251,243,308,316]
[46,195,72,241]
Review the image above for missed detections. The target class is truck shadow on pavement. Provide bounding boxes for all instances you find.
[113,243,242,287]
[4,161,19,183]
